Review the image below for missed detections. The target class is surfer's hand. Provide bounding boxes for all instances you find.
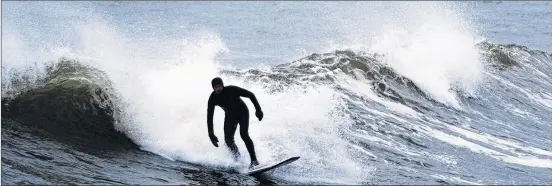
[255,110,263,121]
[209,134,219,147]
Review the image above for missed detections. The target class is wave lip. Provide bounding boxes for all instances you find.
[2,59,137,150]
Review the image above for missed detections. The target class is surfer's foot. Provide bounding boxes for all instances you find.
[249,160,259,168]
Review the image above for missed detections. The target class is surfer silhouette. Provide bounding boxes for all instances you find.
[206,77,263,168]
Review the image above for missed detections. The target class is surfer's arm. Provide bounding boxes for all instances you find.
[235,86,262,111]
[207,96,216,135]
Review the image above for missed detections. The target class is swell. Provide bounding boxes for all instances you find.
[476,41,552,70]
[224,50,425,100]
[225,41,551,109]
[1,59,137,151]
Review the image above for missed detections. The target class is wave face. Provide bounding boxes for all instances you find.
[2,59,137,151]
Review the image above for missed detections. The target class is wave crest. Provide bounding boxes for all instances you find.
[2,58,137,150]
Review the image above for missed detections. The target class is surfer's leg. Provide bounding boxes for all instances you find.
[238,113,258,166]
[223,115,240,160]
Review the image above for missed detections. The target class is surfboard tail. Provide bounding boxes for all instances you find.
[246,156,300,175]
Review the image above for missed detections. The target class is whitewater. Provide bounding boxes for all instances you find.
[2,1,552,185]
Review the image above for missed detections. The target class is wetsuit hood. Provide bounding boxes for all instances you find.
[211,77,224,88]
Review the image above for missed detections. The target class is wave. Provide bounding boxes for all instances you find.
[2,40,551,184]
[215,41,552,182]
[225,41,550,109]
[2,41,547,151]
[477,41,552,70]
[2,58,137,150]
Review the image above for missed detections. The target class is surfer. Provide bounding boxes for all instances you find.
[206,77,263,168]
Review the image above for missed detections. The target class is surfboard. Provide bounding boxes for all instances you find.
[246,156,300,175]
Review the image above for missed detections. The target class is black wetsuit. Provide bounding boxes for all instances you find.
[207,85,262,162]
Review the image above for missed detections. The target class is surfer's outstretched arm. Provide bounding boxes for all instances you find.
[234,86,264,121]
[207,99,215,135]
[235,86,262,111]
[206,95,218,147]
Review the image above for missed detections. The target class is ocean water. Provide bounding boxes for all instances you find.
[2,1,552,185]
